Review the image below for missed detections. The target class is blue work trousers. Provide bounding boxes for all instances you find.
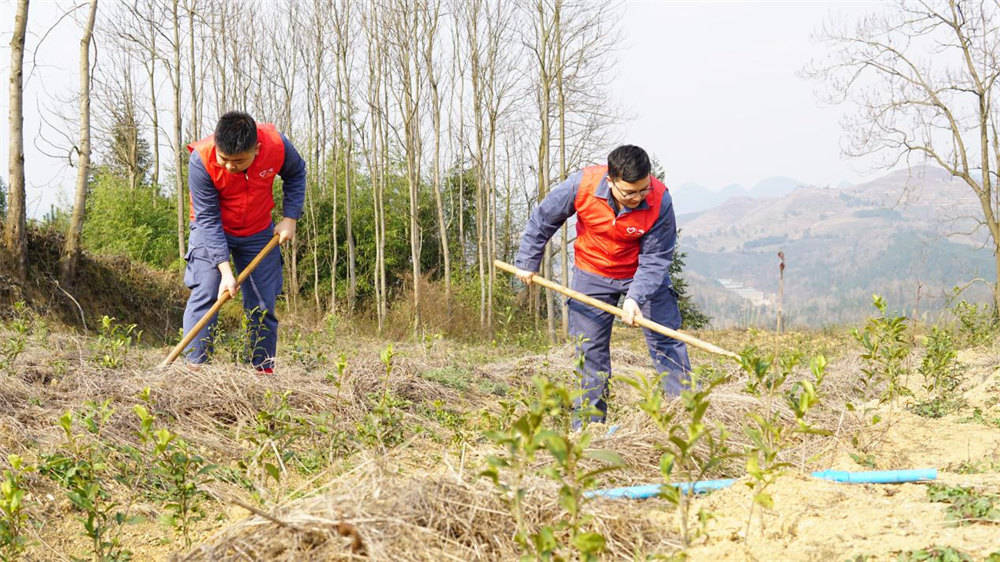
[182,225,283,369]
[568,267,691,425]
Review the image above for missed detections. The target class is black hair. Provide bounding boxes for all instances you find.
[214,111,258,154]
[607,145,651,182]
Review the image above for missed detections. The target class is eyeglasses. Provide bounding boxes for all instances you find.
[609,178,651,199]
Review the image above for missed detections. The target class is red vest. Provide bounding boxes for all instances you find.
[573,165,666,279]
[187,123,286,237]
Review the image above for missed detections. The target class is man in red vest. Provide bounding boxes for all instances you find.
[182,111,306,373]
[514,145,690,426]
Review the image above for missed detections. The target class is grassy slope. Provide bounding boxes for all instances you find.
[0,314,998,560]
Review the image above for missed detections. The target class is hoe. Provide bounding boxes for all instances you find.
[494,259,739,360]
[160,233,280,368]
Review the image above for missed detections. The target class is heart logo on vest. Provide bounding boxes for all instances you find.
[626,226,636,234]
[258,168,275,178]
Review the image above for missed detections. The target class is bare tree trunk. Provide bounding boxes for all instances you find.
[334,0,357,312]
[5,0,29,284]
[187,0,200,139]
[61,0,99,286]
[172,0,185,263]
[535,0,556,343]
[363,0,388,330]
[423,0,450,303]
[146,5,161,187]
[386,0,425,334]
[556,2,569,339]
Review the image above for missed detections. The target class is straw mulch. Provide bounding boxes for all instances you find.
[179,449,683,561]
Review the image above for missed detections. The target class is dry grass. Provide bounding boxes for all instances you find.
[0,310,997,560]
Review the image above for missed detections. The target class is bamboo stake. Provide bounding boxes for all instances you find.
[160,234,281,368]
[495,259,740,360]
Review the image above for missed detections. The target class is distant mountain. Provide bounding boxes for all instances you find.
[670,176,806,215]
[676,165,994,328]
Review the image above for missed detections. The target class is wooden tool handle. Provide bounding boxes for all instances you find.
[495,260,739,360]
[160,234,281,368]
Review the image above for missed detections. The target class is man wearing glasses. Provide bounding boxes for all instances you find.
[513,144,690,427]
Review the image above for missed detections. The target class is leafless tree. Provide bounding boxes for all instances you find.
[421,0,451,302]
[525,0,559,341]
[334,0,358,312]
[385,0,427,332]
[362,0,389,329]
[5,0,29,283]
[61,0,99,285]
[811,0,1000,312]
[170,0,185,261]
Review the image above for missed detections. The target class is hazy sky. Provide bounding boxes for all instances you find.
[1,0,884,217]
[612,0,883,190]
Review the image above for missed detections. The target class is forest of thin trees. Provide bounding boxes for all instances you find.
[5,0,627,339]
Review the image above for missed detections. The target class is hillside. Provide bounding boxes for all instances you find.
[676,166,996,328]
[0,228,186,341]
[0,311,998,560]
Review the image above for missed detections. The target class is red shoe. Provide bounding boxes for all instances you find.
[256,367,274,375]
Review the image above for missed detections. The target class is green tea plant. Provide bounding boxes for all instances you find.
[423,400,471,445]
[292,412,352,474]
[134,388,215,546]
[852,295,911,404]
[911,327,964,418]
[356,345,408,450]
[0,301,31,373]
[739,347,828,540]
[898,546,974,562]
[927,484,1000,524]
[324,352,349,391]
[0,454,32,561]
[240,390,306,486]
[93,315,141,369]
[39,402,134,561]
[949,288,998,347]
[209,308,266,364]
[620,367,731,547]
[286,329,327,370]
[482,375,624,561]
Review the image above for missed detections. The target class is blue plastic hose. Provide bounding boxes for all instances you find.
[588,468,937,500]
[585,478,737,500]
[810,468,937,483]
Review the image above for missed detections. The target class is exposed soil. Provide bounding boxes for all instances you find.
[0,228,186,341]
[0,313,997,561]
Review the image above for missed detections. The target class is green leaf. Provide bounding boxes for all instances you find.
[571,531,606,553]
[532,526,557,554]
[746,453,762,479]
[583,449,625,468]
[559,486,577,514]
[659,453,675,477]
[541,433,568,462]
[264,463,281,482]
[754,491,774,510]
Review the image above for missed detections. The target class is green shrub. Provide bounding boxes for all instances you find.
[0,454,32,561]
[621,366,731,547]
[949,289,997,347]
[39,402,135,561]
[739,347,828,539]
[910,326,964,418]
[82,169,177,268]
[134,388,215,546]
[853,295,911,404]
[0,302,31,374]
[482,376,624,561]
[93,315,141,369]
